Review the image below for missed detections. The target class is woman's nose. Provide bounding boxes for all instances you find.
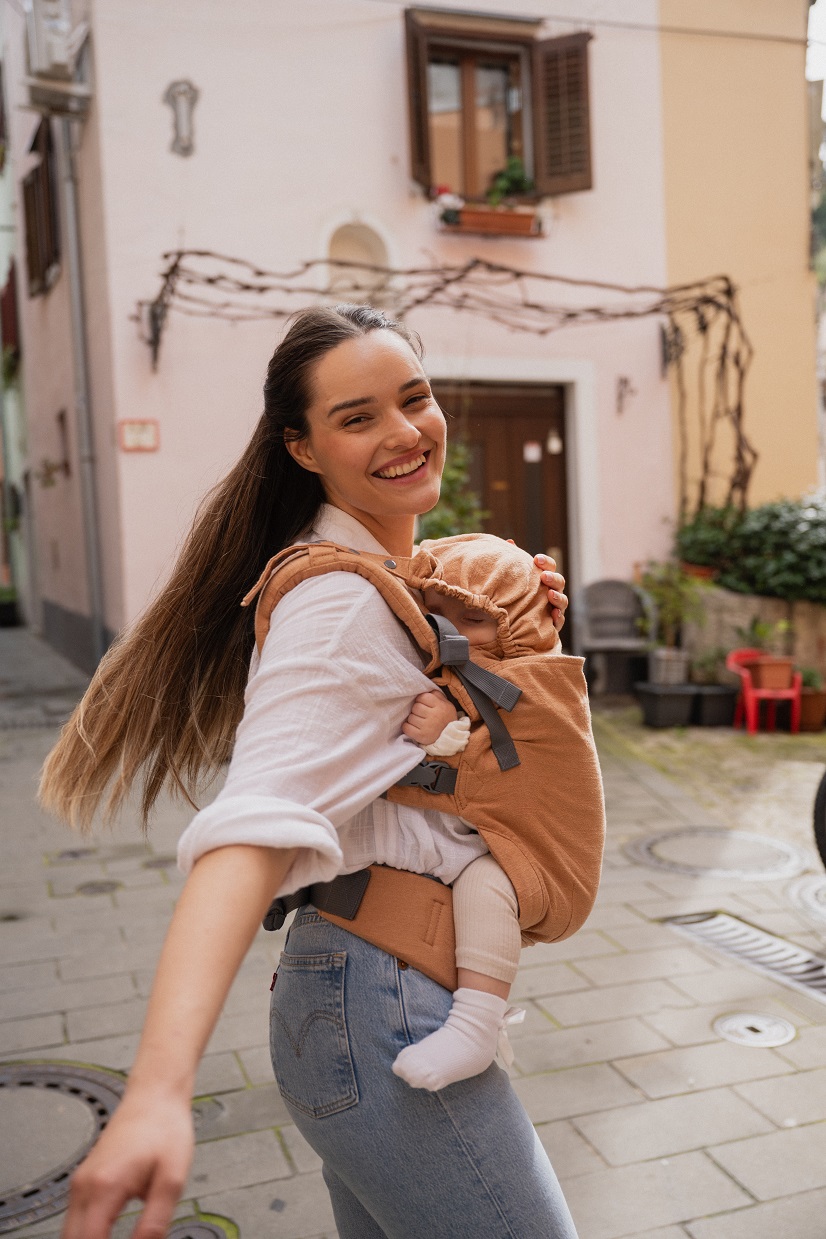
[384,407,421,448]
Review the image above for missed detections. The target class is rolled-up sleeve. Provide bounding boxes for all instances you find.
[176,573,434,895]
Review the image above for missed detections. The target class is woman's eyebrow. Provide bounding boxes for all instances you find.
[327,376,429,418]
[327,395,376,417]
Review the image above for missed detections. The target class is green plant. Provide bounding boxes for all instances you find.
[639,560,706,648]
[486,156,534,207]
[417,438,488,540]
[717,490,826,604]
[0,584,17,603]
[734,616,792,654]
[690,646,729,685]
[801,667,824,691]
[2,344,20,390]
[674,506,742,570]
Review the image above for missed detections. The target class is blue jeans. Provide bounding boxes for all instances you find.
[270,908,579,1239]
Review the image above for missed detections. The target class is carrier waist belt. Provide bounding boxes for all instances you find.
[263,865,457,992]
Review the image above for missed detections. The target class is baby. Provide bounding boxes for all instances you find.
[392,585,526,1093]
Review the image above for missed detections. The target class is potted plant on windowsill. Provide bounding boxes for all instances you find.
[800,668,826,732]
[634,560,705,727]
[435,159,542,238]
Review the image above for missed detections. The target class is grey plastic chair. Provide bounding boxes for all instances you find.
[576,580,657,694]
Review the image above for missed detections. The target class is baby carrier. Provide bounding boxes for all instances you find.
[243,534,605,989]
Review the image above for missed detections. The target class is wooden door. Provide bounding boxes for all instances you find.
[433,382,569,576]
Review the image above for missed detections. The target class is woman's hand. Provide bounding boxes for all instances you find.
[61,1087,194,1239]
[534,553,568,633]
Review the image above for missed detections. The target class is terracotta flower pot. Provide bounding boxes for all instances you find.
[679,561,717,581]
[800,688,826,732]
[743,655,794,690]
[446,207,541,237]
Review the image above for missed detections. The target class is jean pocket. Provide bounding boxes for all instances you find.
[270,950,358,1119]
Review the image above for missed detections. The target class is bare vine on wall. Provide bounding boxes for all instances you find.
[136,250,756,517]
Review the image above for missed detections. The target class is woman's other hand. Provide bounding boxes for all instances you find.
[61,1088,194,1239]
[534,554,568,632]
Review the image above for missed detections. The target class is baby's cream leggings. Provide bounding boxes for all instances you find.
[453,853,522,985]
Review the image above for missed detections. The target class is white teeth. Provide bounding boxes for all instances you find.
[376,453,426,479]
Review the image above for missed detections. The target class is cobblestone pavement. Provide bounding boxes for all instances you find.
[2,630,826,1238]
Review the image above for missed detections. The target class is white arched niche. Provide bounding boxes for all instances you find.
[327,222,392,307]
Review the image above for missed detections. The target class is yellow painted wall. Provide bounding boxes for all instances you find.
[659,0,819,510]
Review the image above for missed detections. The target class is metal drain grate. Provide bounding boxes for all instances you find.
[0,1063,125,1232]
[713,1012,796,1047]
[626,827,807,881]
[665,911,826,1004]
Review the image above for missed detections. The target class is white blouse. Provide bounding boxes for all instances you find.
[176,505,489,895]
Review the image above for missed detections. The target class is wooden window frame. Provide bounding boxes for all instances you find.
[22,119,60,298]
[405,8,592,200]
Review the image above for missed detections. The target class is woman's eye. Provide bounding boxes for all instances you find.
[342,415,369,427]
[405,393,429,407]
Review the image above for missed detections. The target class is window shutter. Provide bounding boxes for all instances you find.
[22,169,43,296]
[404,9,432,190]
[531,32,592,196]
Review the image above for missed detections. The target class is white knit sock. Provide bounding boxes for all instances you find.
[392,988,508,1092]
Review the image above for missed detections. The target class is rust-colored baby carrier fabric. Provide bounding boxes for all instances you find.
[244,533,605,956]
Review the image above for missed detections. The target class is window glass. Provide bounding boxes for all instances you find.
[475,61,510,196]
[428,57,462,193]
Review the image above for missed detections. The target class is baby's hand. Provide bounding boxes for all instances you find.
[402,690,458,746]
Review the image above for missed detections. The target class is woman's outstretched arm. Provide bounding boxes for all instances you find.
[61,843,296,1239]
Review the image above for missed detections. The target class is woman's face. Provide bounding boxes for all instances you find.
[286,330,446,531]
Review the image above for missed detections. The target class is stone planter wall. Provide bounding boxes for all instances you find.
[683,587,826,674]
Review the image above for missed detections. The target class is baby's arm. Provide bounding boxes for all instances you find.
[402,689,470,755]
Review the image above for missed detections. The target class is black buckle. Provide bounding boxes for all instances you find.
[395,759,458,795]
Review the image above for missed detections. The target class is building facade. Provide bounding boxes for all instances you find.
[0,0,819,668]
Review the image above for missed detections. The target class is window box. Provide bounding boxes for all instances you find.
[441,204,541,237]
[406,8,592,201]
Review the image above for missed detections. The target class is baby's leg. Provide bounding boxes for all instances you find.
[392,855,521,1091]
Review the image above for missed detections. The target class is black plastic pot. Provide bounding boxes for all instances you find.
[634,683,695,728]
[691,685,738,727]
[0,600,19,628]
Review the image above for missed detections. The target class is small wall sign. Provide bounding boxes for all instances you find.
[118,420,160,452]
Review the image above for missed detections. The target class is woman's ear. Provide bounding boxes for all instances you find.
[285,433,322,475]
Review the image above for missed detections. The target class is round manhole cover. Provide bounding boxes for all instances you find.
[0,1063,125,1232]
[713,1012,796,1048]
[624,827,807,881]
[788,875,826,922]
[168,1221,234,1239]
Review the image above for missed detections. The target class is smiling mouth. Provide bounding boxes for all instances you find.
[374,452,428,480]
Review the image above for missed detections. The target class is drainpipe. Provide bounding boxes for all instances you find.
[58,115,106,664]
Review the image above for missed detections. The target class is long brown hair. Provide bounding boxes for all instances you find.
[40,304,423,829]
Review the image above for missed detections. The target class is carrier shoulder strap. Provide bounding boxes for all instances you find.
[241,540,441,671]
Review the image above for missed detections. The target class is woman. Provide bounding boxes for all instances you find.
[42,305,576,1239]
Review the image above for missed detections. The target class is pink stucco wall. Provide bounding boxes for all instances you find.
[7,0,674,636]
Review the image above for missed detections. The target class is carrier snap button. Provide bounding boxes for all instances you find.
[384,559,397,570]
[397,959,409,970]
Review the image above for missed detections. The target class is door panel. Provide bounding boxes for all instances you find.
[433,382,569,572]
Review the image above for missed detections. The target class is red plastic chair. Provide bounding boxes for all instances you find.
[726,648,802,735]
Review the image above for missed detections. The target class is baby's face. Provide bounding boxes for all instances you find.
[423,588,498,647]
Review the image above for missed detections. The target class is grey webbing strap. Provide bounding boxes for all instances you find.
[425,613,522,773]
[426,614,522,711]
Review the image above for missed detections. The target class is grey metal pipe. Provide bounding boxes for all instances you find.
[59,114,106,664]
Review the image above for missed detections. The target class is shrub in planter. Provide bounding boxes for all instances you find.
[716,490,826,604]
[0,584,18,628]
[675,506,742,574]
[639,560,705,683]
[800,667,826,732]
[734,618,794,689]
